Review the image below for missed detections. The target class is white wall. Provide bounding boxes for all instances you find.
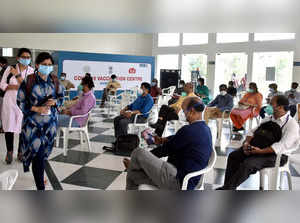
[0,33,153,56]
[153,33,300,96]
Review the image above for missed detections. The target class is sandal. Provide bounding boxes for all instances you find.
[5,151,13,165]
[17,153,23,162]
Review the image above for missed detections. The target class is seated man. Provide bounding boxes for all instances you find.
[58,75,96,127]
[100,74,121,108]
[204,84,234,124]
[218,95,299,190]
[59,72,75,91]
[227,81,237,97]
[260,83,283,119]
[150,82,196,136]
[285,82,300,117]
[168,80,185,105]
[195,78,210,105]
[150,78,162,103]
[114,82,154,138]
[123,97,212,190]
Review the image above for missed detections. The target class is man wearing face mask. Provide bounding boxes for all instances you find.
[284,82,300,117]
[218,95,299,190]
[260,83,283,119]
[59,72,75,91]
[123,97,212,190]
[204,84,234,124]
[113,82,153,139]
[100,74,121,108]
[150,83,197,137]
[150,78,162,103]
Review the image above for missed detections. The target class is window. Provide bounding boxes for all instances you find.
[181,54,207,82]
[156,54,179,83]
[158,33,180,47]
[252,51,294,98]
[217,33,249,43]
[182,33,208,45]
[254,33,296,41]
[2,48,13,57]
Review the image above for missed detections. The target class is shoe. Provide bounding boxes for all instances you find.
[17,152,23,162]
[5,151,13,164]
[149,123,158,129]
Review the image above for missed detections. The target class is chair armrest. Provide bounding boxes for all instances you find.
[181,169,207,190]
[133,110,152,124]
[68,112,90,128]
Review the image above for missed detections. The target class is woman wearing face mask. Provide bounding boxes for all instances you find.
[204,84,234,124]
[150,78,162,103]
[0,48,34,164]
[17,52,64,190]
[230,82,263,132]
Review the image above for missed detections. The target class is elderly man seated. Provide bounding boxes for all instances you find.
[218,95,299,190]
[123,97,212,190]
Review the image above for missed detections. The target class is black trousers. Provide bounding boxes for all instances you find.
[5,132,21,153]
[101,88,115,105]
[222,148,288,190]
[32,146,46,190]
[259,106,267,119]
[114,114,147,138]
[155,105,179,136]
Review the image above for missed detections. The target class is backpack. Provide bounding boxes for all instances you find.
[103,134,140,156]
[25,72,60,96]
[0,65,15,97]
[250,120,284,149]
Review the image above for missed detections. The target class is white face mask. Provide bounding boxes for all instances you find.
[137,88,143,95]
[220,91,227,96]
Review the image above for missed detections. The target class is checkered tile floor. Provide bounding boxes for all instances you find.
[2,107,300,190]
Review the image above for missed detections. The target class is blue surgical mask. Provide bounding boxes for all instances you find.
[19,58,31,66]
[181,92,187,97]
[61,76,66,81]
[137,88,143,96]
[264,105,274,115]
[151,82,157,87]
[269,88,275,93]
[78,84,83,92]
[38,65,53,76]
[248,89,254,93]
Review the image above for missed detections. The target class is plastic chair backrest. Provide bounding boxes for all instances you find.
[0,170,18,190]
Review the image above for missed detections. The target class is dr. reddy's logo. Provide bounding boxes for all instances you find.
[129,68,136,74]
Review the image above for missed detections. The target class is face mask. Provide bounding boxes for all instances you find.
[220,91,227,96]
[19,58,31,66]
[183,109,191,123]
[264,105,274,116]
[61,76,66,81]
[248,89,254,93]
[112,79,116,82]
[38,65,53,76]
[269,88,275,93]
[151,82,157,87]
[181,92,187,97]
[291,88,296,92]
[179,84,183,88]
[137,88,143,96]
[78,84,83,92]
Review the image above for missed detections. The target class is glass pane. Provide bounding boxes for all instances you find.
[215,53,248,97]
[181,54,207,82]
[217,33,249,43]
[254,33,296,41]
[158,33,180,47]
[2,48,13,57]
[252,51,294,99]
[182,33,208,45]
[156,54,179,84]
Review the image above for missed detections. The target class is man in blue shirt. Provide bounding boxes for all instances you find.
[113,82,154,138]
[204,84,234,124]
[123,96,212,190]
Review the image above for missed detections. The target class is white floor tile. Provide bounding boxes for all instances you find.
[48,161,82,181]
[85,154,126,172]
[106,172,127,190]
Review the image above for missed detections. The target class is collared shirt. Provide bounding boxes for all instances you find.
[247,113,300,155]
[170,92,197,112]
[59,79,74,90]
[208,93,234,112]
[150,86,162,98]
[106,80,121,93]
[285,90,300,105]
[128,93,154,118]
[70,90,96,126]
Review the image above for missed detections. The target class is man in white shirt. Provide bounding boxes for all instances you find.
[285,82,300,117]
[218,95,299,190]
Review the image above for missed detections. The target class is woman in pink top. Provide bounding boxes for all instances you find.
[0,48,34,164]
[59,75,96,127]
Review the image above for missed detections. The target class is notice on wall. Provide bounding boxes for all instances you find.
[266,67,276,81]
[62,60,152,90]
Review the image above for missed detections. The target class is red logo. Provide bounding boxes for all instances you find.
[129,68,136,74]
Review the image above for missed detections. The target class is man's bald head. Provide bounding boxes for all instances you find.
[182,96,204,112]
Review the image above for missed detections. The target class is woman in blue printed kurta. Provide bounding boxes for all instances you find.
[17,52,64,190]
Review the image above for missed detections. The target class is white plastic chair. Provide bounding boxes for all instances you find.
[259,153,292,190]
[215,110,232,146]
[64,90,71,101]
[56,111,92,156]
[139,146,217,190]
[0,169,18,190]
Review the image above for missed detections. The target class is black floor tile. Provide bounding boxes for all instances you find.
[56,138,81,149]
[88,127,109,134]
[62,166,122,189]
[51,150,99,165]
[90,134,115,143]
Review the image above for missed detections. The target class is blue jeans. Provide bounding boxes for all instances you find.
[58,115,80,128]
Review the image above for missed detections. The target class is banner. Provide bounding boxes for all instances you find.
[62,59,152,90]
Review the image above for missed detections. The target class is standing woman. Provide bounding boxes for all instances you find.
[0,48,34,164]
[17,52,64,190]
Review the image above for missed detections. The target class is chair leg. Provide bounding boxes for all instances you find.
[63,129,69,156]
[287,171,293,191]
[85,130,91,152]
[259,171,265,190]
[56,128,60,148]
